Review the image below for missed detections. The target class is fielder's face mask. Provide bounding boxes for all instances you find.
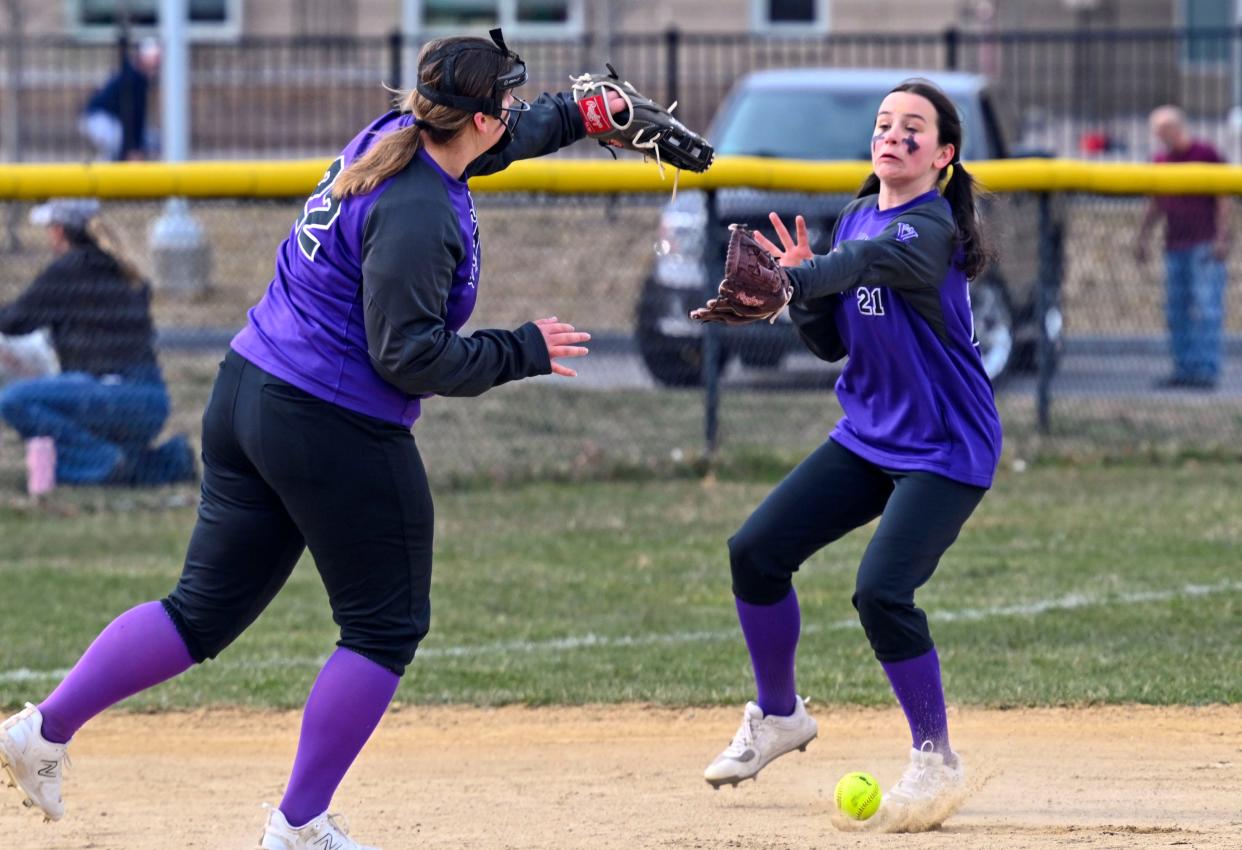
[416,28,530,154]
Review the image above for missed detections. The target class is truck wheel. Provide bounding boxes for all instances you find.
[971,278,1014,383]
[636,284,727,387]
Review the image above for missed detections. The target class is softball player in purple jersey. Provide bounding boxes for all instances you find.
[702,80,1002,830]
[0,31,617,850]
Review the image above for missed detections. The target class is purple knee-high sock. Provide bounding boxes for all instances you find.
[279,648,399,828]
[881,648,953,758]
[38,601,195,744]
[735,588,801,717]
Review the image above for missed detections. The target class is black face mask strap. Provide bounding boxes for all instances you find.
[417,51,497,115]
[416,28,525,118]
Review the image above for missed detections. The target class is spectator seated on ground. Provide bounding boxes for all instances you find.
[0,199,196,487]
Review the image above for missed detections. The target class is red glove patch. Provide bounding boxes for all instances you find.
[576,94,615,136]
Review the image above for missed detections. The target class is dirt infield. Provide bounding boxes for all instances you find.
[3,705,1239,849]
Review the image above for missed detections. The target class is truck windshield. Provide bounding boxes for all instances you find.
[715,86,982,161]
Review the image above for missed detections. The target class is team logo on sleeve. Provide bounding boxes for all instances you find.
[895,222,919,242]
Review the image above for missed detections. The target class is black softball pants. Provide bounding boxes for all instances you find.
[728,438,986,662]
[163,350,433,675]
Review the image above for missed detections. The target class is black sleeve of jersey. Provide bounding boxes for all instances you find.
[360,175,551,397]
[786,209,848,362]
[0,262,67,337]
[464,91,587,178]
[786,203,957,308]
[788,304,847,363]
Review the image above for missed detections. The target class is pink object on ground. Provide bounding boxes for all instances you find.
[25,437,56,497]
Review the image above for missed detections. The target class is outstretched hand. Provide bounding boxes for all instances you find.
[534,317,590,377]
[752,212,814,268]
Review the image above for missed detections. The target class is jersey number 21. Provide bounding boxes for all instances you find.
[856,286,885,316]
[296,156,344,262]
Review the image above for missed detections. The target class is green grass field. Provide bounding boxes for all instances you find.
[1,462,1237,711]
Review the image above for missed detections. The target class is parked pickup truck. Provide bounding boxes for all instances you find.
[635,68,1063,386]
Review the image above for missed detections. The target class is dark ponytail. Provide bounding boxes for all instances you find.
[856,173,880,199]
[856,78,993,280]
[940,159,990,279]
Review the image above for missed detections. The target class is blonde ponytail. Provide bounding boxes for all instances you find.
[84,216,145,287]
[333,123,425,199]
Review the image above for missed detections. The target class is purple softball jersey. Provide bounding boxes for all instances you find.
[232,113,477,427]
[231,93,586,428]
[786,190,1003,488]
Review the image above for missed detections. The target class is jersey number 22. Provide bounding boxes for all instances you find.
[296,156,344,262]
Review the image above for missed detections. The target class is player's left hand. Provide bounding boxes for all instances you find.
[752,213,814,269]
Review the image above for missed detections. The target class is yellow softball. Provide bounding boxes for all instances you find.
[834,771,881,820]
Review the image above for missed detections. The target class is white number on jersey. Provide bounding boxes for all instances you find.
[856,286,886,316]
[296,156,345,262]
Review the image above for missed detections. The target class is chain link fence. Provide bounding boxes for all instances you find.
[0,187,1237,496]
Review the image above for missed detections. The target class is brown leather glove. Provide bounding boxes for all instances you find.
[690,224,794,324]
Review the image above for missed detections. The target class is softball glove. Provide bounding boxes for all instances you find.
[570,63,714,174]
[690,224,794,325]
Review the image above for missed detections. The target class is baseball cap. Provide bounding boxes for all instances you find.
[29,198,101,230]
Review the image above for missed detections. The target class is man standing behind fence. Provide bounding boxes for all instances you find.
[1134,105,1230,390]
[79,38,160,162]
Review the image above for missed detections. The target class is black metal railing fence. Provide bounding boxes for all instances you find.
[7,27,1242,162]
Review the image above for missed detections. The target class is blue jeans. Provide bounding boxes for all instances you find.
[0,370,170,484]
[1164,244,1227,381]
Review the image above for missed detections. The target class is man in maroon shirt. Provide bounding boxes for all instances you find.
[1134,105,1231,389]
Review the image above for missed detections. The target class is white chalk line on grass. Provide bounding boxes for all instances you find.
[2,579,1238,684]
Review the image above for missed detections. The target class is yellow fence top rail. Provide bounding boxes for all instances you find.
[1,157,1241,199]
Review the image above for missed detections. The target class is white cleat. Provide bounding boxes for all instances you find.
[881,741,967,831]
[703,697,817,788]
[258,806,380,850]
[0,703,68,822]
